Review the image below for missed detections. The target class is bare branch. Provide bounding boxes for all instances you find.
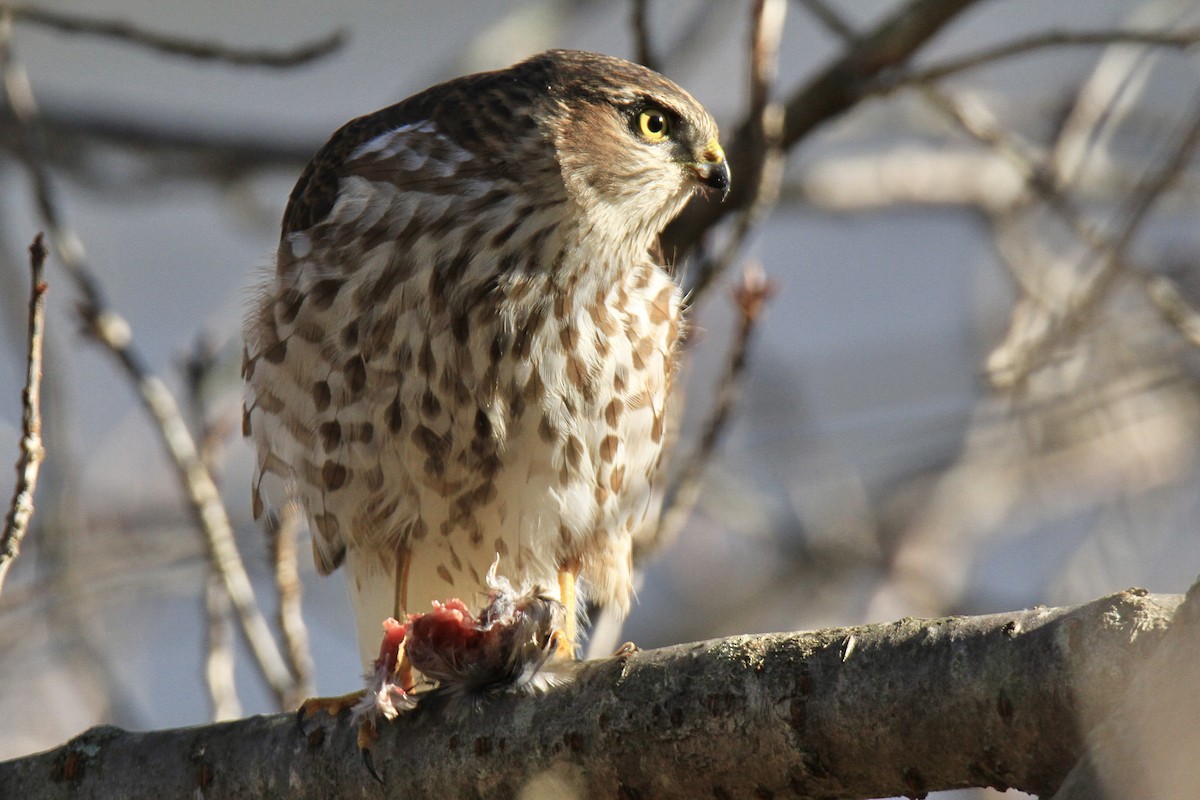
[78,302,297,705]
[0,591,1177,798]
[267,503,315,704]
[654,1,787,551]
[0,12,295,704]
[784,0,978,148]
[877,28,1200,91]
[685,0,787,300]
[1110,96,1200,254]
[1145,274,1200,349]
[204,574,242,722]
[182,335,240,483]
[0,233,47,596]
[864,23,1200,387]
[919,86,1092,229]
[629,0,659,71]
[1052,581,1200,799]
[0,103,317,190]
[182,337,245,720]
[655,264,775,554]
[1,3,345,68]
[663,0,984,257]
[981,89,1200,386]
[792,0,857,43]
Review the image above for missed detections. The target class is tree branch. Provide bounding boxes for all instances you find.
[877,28,1200,91]
[978,86,1200,387]
[1049,581,1200,799]
[629,0,660,72]
[0,591,1177,798]
[0,10,295,704]
[792,0,858,42]
[655,264,775,555]
[684,0,787,301]
[0,233,47,596]
[267,503,315,702]
[662,0,984,258]
[203,573,242,722]
[1,3,345,68]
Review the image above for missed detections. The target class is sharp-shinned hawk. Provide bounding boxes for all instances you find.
[243,49,729,670]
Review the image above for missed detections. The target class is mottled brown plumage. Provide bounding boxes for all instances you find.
[244,49,728,668]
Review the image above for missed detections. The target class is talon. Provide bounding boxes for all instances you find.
[299,690,367,719]
[359,720,383,784]
[362,748,383,784]
[613,641,639,657]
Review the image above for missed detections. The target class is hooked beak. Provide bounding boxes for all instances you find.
[691,140,730,201]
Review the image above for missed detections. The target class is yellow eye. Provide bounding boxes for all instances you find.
[637,108,670,142]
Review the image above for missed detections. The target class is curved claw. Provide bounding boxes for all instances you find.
[361,746,384,785]
[613,641,639,658]
[358,718,383,784]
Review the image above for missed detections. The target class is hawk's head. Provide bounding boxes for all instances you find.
[282,49,727,264]
[528,50,729,249]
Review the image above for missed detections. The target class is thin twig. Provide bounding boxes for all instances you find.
[183,335,241,473]
[663,0,984,258]
[920,85,1120,268]
[268,503,315,704]
[0,11,296,705]
[183,335,243,720]
[658,0,786,545]
[0,103,316,184]
[918,86,1100,346]
[876,28,1200,92]
[1021,29,1200,364]
[1108,95,1200,255]
[0,233,48,596]
[78,296,295,705]
[651,0,729,75]
[929,83,1200,386]
[686,0,788,301]
[630,0,659,72]
[184,335,313,707]
[1045,27,1170,191]
[2,4,345,68]
[204,573,242,721]
[656,264,776,550]
[1145,274,1200,350]
[792,0,857,42]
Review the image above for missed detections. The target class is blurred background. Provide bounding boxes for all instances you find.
[2,1,1200,796]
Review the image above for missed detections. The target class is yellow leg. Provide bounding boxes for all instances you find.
[556,561,580,659]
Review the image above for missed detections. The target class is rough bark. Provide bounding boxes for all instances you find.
[0,590,1178,799]
[1050,584,1200,800]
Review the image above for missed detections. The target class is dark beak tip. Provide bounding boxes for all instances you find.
[698,160,731,202]
[712,163,731,202]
